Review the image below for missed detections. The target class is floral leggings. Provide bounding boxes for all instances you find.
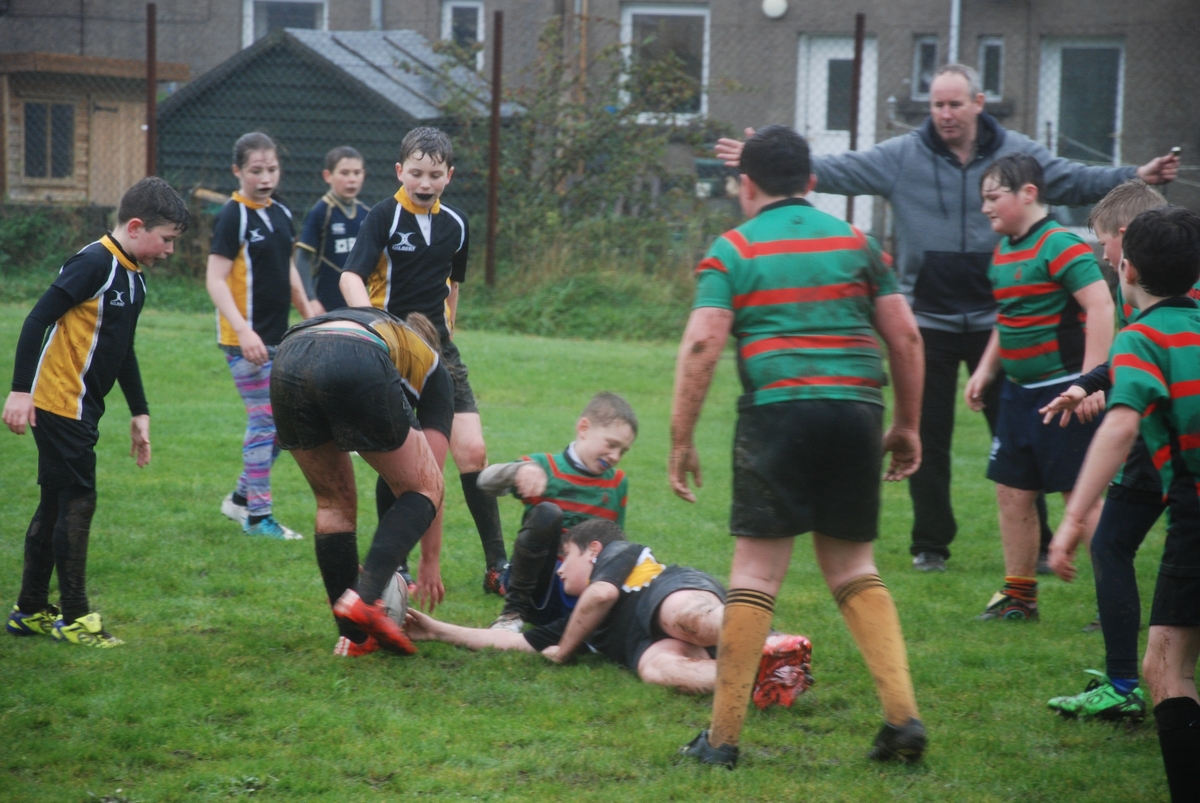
[225,348,281,517]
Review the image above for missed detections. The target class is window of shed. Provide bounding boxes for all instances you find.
[621,4,710,121]
[24,102,74,179]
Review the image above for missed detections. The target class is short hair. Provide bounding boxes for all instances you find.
[581,391,638,436]
[562,518,627,552]
[933,63,983,98]
[740,125,810,197]
[1088,179,1167,236]
[324,145,363,172]
[980,152,1044,200]
[399,127,453,168]
[233,132,277,168]
[117,177,189,232]
[1121,207,1200,297]
[404,312,442,356]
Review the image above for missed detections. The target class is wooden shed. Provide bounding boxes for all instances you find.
[1,52,188,206]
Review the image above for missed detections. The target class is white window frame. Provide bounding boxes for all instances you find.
[911,35,938,100]
[242,0,328,49]
[1037,37,1125,166]
[978,36,1003,100]
[620,4,711,124]
[441,1,486,72]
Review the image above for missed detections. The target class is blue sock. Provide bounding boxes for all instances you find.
[1111,677,1138,695]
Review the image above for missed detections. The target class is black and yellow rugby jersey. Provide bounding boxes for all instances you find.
[210,192,295,347]
[23,236,147,422]
[342,186,468,338]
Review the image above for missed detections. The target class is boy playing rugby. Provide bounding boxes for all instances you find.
[295,146,370,313]
[477,392,636,632]
[1045,207,1200,800]
[964,153,1114,621]
[4,177,189,647]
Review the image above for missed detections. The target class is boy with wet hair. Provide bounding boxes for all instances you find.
[4,177,189,647]
[295,145,370,313]
[340,127,509,593]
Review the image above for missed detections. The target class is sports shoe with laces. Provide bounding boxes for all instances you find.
[681,729,738,769]
[976,591,1038,621]
[1048,670,1146,721]
[868,717,926,763]
[243,515,303,540]
[483,562,509,595]
[333,634,380,657]
[6,604,59,636]
[333,589,417,655]
[488,611,525,632]
[220,493,248,525]
[52,612,123,648]
[912,552,946,572]
[752,634,814,710]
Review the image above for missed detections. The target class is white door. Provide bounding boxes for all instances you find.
[795,35,877,231]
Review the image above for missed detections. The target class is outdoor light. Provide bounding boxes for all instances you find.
[762,0,787,20]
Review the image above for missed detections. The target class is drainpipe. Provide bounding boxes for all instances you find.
[948,0,961,64]
[370,0,382,30]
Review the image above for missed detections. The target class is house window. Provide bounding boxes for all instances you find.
[441,1,485,71]
[979,37,1003,99]
[24,102,74,179]
[911,36,938,99]
[244,0,325,47]
[621,4,710,120]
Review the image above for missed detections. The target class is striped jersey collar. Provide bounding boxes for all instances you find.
[758,197,813,216]
[1137,296,1199,319]
[1007,216,1054,247]
[100,234,141,273]
[564,443,602,476]
[231,191,273,210]
[325,191,363,218]
[395,186,441,215]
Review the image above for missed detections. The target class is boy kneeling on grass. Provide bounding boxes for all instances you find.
[406,519,813,708]
[1046,207,1200,802]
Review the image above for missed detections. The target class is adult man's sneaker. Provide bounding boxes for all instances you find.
[333,635,379,657]
[976,591,1038,621]
[752,634,814,710]
[1047,670,1146,721]
[221,493,248,525]
[912,552,946,572]
[483,562,509,595]
[6,604,59,636]
[52,612,123,648]
[681,729,738,769]
[868,717,926,763]
[333,589,417,655]
[243,516,303,540]
[488,611,524,633]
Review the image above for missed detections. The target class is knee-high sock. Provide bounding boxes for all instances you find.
[1154,697,1200,803]
[314,531,365,641]
[359,492,437,604]
[709,588,776,748]
[53,486,97,624]
[374,476,403,562]
[460,471,507,567]
[834,574,919,727]
[17,486,59,614]
[501,502,563,619]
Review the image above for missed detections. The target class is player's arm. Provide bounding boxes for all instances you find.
[288,258,315,319]
[546,581,620,664]
[446,281,460,336]
[1040,361,1111,427]
[404,608,536,652]
[964,328,1001,412]
[477,459,548,498]
[116,342,151,467]
[205,254,269,365]
[669,307,734,502]
[1073,280,1115,373]
[4,285,77,434]
[340,203,388,308]
[873,293,924,480]
[293,245,318,304]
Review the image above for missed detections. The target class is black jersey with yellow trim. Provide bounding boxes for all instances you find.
[342,186,468,338]
[31,235,146,423]
[210,192,295,347]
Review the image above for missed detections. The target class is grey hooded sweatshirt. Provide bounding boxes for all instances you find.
[812,113,1134,333]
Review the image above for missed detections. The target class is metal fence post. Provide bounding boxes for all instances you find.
[146,2,157,177]
[846,12,864,223]
[484,10,504,288]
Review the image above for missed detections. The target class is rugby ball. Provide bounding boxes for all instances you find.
[380,570,409,628]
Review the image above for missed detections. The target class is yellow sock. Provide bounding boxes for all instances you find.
[834,574,919,726]
[709,588,775,747]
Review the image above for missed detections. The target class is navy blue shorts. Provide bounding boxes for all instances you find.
[1151,470,1200,626]
[986,377,1101,493]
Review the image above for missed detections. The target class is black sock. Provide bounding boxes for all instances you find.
[1154,697,1200,802]
[53,486,97,625]
[314,531,367,641]
[460,471,507,567]
[17,486,58,614]
[248,514,267,526]
[374,475,408,567]
[1036,492,1052,553]
[501,502,562,619]
[232,492,248,507]
[359,492,437,604]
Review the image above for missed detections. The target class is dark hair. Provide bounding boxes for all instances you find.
[324,145,363,172]
[1121,207,1200,297]
[233,132,277,168]
[562,519,626,552]
[117,177,189,232]
[399,127,453,167]
[403,312,442,356]
[580,391,638,436]
[740,125,810,197]
[980,152,1044,199]
[1088,179,1167,235]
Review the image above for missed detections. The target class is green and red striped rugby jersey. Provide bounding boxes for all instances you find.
[693,199,899,408]
[518,450,627,530]
[989,217,1105,386]
[1108,298,1200,502]
[1117,280,1200,328]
